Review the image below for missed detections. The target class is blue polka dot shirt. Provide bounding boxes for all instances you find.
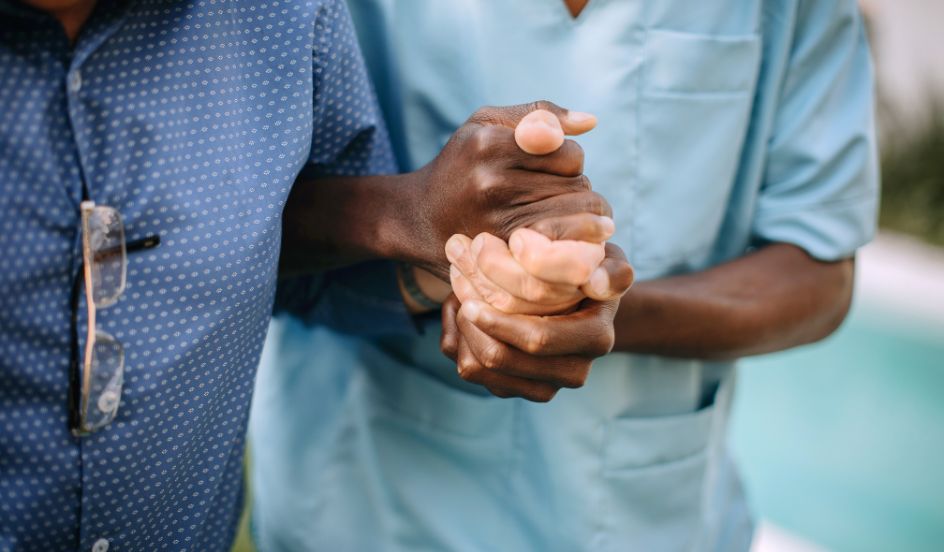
[0,0,395,550]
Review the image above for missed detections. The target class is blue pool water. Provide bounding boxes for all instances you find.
[731,303,944,551]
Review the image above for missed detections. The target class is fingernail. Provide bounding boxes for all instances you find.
[567,111,596,125]
[532,117,559,131]
[589,267,610,297]
[463,300,482,323]
[598,216,615,236]
[509,232,524,258]
[470,235,484,257]
[445,235,465,262]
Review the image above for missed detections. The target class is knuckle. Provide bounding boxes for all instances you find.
[467,125,500,156]
[584,192,612,217]
[481,342,506,370]
[524,325,549,354]
[531,219,562,239]
[528,100,555,113]
[527,387,558,403]
[481,287,512,312]
[592,326,616,356]
[458,358,482,382]
[440,339,457,359]
[560,141,585,174]
[522,279,553,304]
[473,169,504,200]
[561,366,590,389]
[492,294,516,313]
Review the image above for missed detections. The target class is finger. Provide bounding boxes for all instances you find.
[445,234,474,268]
[469,101,597,136]
[455,315,561,403]
[458,311,591,389]
[440,293,461,361]
[471,233,584,307]
[451,239,572,315]
[445,235,489,305]
[464,125,586,177]
[512,140,586,177]
[450,264,486,304]
[580,243,635,301]
[515,191,614,224]
[527,213,615,243]
[509,228,606,286]
[483,171,592,206]
[514,110,565,155]
[462,299,616,358]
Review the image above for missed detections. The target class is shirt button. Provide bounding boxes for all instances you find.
[68,69,82,93]
[91,538,109,552]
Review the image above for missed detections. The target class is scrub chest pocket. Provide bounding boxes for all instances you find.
[632,29,761,274]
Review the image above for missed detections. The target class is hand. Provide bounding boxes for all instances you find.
[444,216,633,314]
[440,293,621,402]
[400,211,619,314]
[440,242,633,402]
[407,101,610,279]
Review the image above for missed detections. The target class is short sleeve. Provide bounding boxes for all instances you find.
[753,1,880,261]
[274,0,412,335]
[302,0,396,177]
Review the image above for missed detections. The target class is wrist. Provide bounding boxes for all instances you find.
[383,167,451,277]
[372,170,428,261]
[398,263,450,314]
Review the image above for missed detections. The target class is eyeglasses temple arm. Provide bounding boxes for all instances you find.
[127,234,161,254]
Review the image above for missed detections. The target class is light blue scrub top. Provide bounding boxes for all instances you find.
[250,1,879,550]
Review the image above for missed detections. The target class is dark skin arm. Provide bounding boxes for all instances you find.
[611,243,854,360]
[443,242,854,401]
[279,102,607,281]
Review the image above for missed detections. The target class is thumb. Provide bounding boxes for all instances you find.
[470,100,596,146]
[515,110,566,155]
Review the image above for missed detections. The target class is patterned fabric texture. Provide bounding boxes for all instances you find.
[0,1,393,550]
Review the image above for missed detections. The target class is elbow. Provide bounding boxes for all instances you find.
[732,254,856,359]
[803,257,856,346]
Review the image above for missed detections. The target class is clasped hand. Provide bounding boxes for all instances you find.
[439,109,634,402]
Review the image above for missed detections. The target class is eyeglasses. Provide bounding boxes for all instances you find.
[69,201,159,437]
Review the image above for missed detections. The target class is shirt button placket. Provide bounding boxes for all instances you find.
[68,68,83,93]
[91,537,109,552]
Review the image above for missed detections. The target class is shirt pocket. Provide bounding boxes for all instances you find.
[632,30,761,275]
[354,362,523,548]
[598,402,717,551]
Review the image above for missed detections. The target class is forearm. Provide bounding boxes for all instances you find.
[279,171,433,277]
[613,244,855,360]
